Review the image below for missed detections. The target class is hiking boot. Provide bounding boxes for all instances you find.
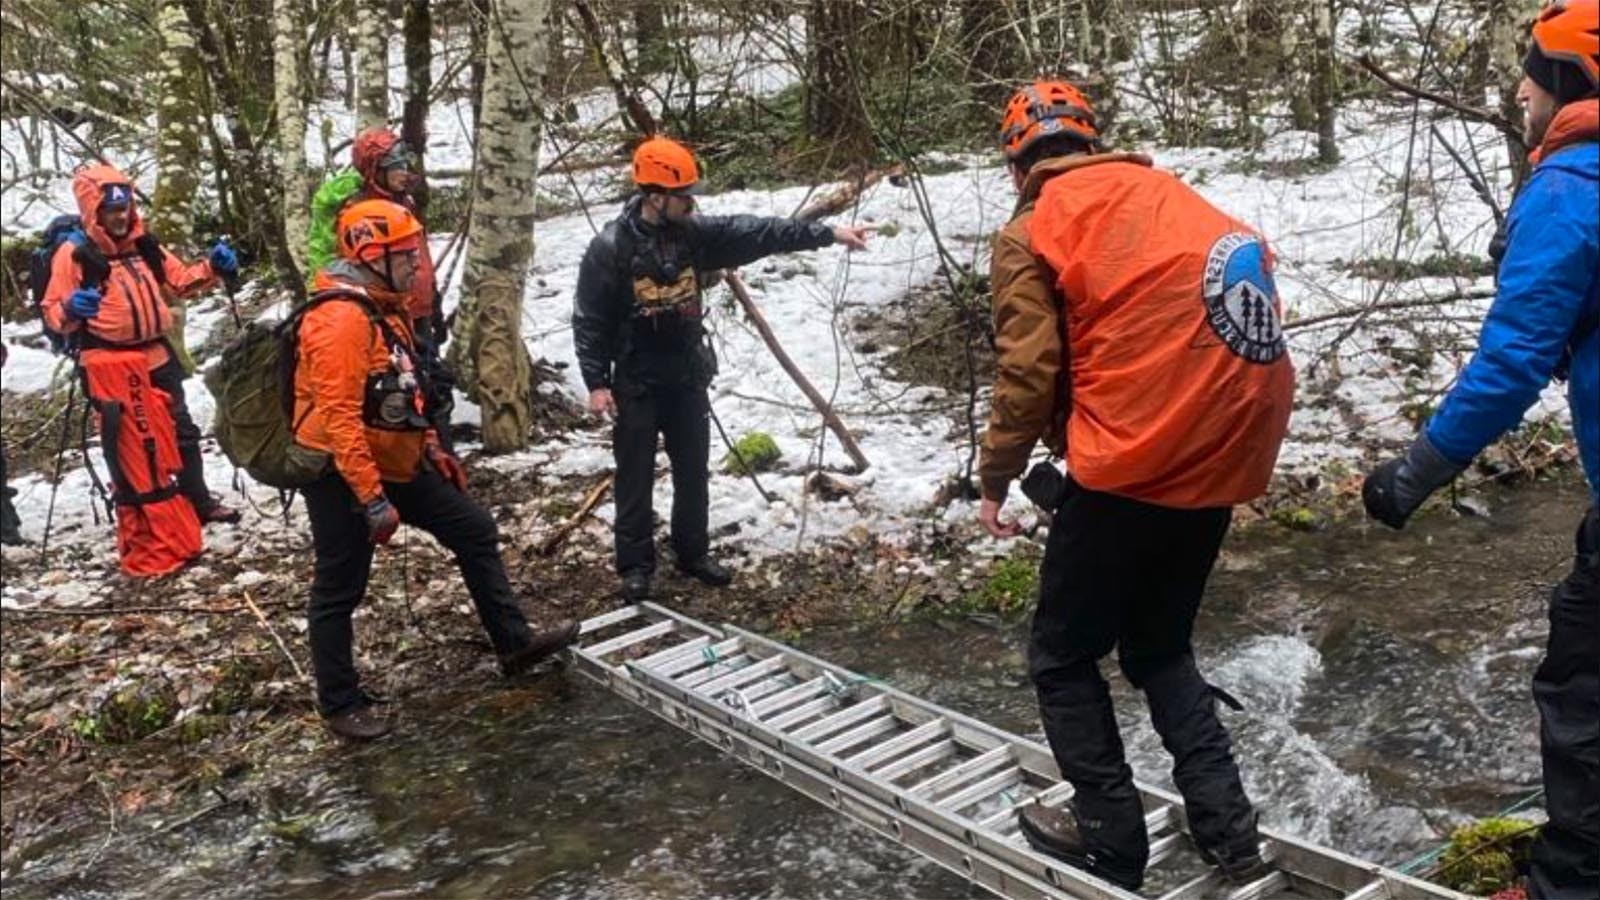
[198,501,242,525]
[621,571,651,601]
[326,704,392,741]
[1199,842,1271,885]
[677,555,732,587]
[500,619,580,677]
[1017,803,1143,891]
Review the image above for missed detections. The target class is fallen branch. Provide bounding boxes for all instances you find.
[2,598,301,618]
[723,273,871,473]
[1357,55,1523,147]
[571,0,657,135]
[536,475,613,556]
[794,165,903,222]
[1284,288,1494,332]
[242,591,305,682]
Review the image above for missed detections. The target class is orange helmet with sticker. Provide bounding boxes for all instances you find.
[336,198,424,263]
[632,135,703,194]
[999,80,1099,161]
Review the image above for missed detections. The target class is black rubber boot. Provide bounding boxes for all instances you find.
[677,555,732,586]
[621,571,651,601]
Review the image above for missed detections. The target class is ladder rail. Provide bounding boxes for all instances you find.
[571,605,1469,900]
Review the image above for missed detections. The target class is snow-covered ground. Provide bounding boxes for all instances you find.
[0,22,1572,606]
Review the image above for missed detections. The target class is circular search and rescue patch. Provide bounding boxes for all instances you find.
[1202,231,1286,364]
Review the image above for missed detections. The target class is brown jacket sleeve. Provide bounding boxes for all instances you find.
[978,213,1065,502]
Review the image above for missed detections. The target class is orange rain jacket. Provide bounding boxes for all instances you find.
[292,262,433,504]
[981,153,1295,509]
[41,164,218,370]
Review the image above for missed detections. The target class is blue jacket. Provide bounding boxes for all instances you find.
[1426,139,1600,500]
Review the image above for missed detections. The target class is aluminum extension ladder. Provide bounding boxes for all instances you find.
[568,602,1467,900]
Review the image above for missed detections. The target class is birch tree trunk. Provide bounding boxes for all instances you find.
[152,0,203,373]
[451,0,550,453]
[274,0,310,273]
[1310,0,1339,164]
[355,0,389,129]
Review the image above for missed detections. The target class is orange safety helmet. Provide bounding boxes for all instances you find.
[632,135,703,194]
[336,198,424,264]
[1530,0,1600,91]
[999,80,1099,161]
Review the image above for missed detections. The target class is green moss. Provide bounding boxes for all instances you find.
[964,555,1039,617]
[178,714,230,745]
[1435,817,1538,895]
[209,658,260,715]
[724,432,781,475]
[1270,506,1324,532]
[76,676,180,744]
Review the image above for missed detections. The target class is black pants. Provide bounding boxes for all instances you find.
[301,471,535,717]
[1028,478,1256,879]
[1530,504,1600,900]
[148,356,214,513]
[1,445,19,539]
[612,384,710,575]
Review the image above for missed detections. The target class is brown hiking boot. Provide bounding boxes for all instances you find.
[326,705,392,741]
[1199,842,1272,885]
[1017,803,1143,891]
[198,501,242,525]
[500,619,580,677]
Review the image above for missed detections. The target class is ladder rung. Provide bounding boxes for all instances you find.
[679,654,753,688]
[816,715,901,757]
[634,634,711,671]
[1148,830,1184,865]
[1341,880,1390,900]
[845,719,945,769]
[875,738,958,781]
[1145,803,1177,834]
[976,787,1036,830]
[908,745,1011,798]
[791,696,890,743]
[750,677,827,718]
[740,675,796,704]
[578,605,643,635]
[936,766,1022,813]
[764,694,839,731]
[1224,870,1288,900]
[1157,869,1226,900]
[653,638,742,678]
[583,619,676,658]
[697,655,790,697]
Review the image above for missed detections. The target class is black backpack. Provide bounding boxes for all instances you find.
[28,214,167,354]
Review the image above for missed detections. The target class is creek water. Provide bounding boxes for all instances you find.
[8,475,1590,899]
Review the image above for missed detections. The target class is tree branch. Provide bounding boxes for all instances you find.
[1357,54,1524,149]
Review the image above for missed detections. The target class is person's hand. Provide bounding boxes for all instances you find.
[1361,435,1465,530]
[590,387,617,418]
[66,288,102,320]
[832,225,870,251]
[364,497,400,545]
[207,240,239,277]
[427,443,467,492]
[979,497,1024,539]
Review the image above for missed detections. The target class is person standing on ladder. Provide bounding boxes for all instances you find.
[571,136,870,602]
[975,81,1295,890]
[1364,3,1599,895]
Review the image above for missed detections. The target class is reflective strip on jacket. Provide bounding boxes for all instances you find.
[1025,154,1296,508]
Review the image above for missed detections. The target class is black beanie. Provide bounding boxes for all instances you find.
[1524,42,1600,105]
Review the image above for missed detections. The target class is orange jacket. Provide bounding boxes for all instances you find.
[41,165,217,370]
[1021,154,1295,508]
[293,263,433,503]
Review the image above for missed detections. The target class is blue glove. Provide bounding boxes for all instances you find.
[208,241,239,277]
[66,288,102,320]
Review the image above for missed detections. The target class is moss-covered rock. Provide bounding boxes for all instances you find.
[75,675,180,744]
[1435,817,1537,895]
[208,658,261,715]
[724,432,781,475]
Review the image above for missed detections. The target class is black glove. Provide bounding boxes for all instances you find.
[1362,435,1465,529]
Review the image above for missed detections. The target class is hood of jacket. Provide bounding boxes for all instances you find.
[71,163,148,255]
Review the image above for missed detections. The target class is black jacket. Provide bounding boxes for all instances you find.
[572,196,835,391]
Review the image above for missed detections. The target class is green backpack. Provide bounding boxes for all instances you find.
[206,290,384,489]
[304,168,365,289]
